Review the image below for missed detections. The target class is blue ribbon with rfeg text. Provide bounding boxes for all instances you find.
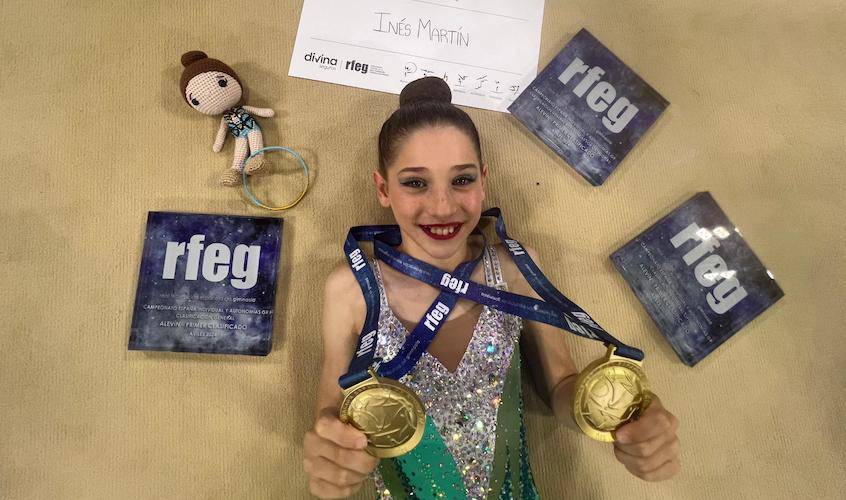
[338,208,643,390]
[339,226,482,388]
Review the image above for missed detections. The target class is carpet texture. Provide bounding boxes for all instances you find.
[1,1,843,498]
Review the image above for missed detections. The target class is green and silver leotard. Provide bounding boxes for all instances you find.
[370,246,540,499]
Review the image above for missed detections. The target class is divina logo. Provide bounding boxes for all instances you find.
[304,52,338,66]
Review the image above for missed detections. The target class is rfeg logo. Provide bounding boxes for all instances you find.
[557,57,639,133]
[161,234,261,290]
[344,59,369,74]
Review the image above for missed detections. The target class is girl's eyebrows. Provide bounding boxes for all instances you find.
[397,164,478,175]
[397,166,427,175]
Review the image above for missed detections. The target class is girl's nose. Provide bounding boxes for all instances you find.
[428,187,457,219]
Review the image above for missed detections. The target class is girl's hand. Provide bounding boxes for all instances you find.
[612,396,681,481]
[303,407,379,499]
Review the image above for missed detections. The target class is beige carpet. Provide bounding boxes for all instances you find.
[1,0,844,498]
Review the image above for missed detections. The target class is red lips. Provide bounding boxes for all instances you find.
[419,223,463,240]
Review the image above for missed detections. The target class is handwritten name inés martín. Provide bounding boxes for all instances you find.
[373,12,470,47]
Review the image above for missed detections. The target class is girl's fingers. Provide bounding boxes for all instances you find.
[614,437,681,479]
[304,430,379,475]
[640,458,681,482]
[308,476,357,499]
[303,455,369,487]
[314,412,368,450]
[615,399,678,446]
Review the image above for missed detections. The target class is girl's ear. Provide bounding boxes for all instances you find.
[373,170,391,208]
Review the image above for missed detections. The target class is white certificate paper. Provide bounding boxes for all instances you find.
[288,0,545,112]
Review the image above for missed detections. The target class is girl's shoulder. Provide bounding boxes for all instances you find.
[323,262,367,332]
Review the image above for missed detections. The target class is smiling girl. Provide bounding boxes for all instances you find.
[302,77,680,499]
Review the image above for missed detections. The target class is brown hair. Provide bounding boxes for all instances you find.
[179,51,241,105]
[378,77,482,174]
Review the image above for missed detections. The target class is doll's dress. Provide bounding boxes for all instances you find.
[223,106,258,138]
[370,246,540,499]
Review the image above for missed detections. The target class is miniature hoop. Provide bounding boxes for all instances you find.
[242,146,310,211]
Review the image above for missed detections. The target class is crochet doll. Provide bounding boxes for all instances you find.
[179,51,274,186]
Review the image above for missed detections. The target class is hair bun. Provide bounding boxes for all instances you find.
[399,77,452,107]
[181,51,208,68]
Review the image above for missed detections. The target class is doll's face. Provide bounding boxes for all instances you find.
[374,125,486,262]
[185,71,242,115]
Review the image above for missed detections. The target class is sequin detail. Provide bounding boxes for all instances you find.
[371,247,534,499]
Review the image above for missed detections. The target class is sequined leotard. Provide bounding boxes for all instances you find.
[370,246,539,499]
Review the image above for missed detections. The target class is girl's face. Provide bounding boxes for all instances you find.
[374,125,487,263]
[185,71,242,115]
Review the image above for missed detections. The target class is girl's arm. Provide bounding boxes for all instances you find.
[506,245,681,481]
[501,246,580,428]
[313,264,364,413]
[303,264,379,498]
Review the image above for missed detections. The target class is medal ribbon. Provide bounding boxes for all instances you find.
[339,208,642,390]
[339,226,482,389]
[373,208,644,361]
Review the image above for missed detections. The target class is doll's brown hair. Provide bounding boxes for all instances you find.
[179,51,241,105]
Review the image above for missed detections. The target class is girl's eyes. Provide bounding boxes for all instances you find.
[400,178,426,189]
[452,175,476,186]
[398,175,477,189]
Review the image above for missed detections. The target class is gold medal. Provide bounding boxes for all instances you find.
[339,369,426,458]
[572,345,652,442]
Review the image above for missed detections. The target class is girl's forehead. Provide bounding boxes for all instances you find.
[404,125,471,144]
[392,126,479,168]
